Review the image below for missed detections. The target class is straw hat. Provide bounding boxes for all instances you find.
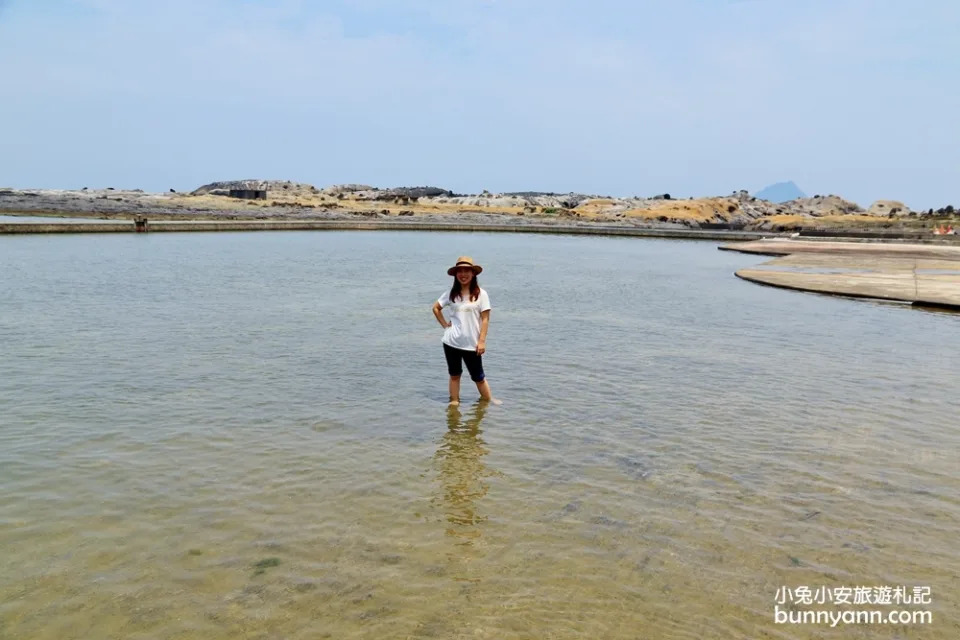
[447,256,483,276]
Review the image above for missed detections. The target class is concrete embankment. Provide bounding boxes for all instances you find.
[720,238,960,258]
[0,219,773,241]
[722,239,960,309]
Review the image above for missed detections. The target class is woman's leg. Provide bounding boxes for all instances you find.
[443,344,463,404]
[475,379,493,401]
[475,379,501,404]
[463,350,501,404]
[449,375,462,405]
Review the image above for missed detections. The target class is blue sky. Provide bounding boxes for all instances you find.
[1,0,957,208]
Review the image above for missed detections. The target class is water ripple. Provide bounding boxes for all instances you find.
[1,232,958,639]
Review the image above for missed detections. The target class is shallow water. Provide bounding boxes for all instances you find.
[1,231,958,639]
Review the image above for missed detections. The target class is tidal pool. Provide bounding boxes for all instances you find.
[1,231,957,638]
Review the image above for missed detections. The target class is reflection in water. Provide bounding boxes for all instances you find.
[433,402,491,544]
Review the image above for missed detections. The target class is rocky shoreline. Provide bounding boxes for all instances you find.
[2,180,957,234]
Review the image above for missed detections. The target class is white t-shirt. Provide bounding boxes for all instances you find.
[438,287,491,350]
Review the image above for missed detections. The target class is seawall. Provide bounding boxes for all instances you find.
[0,219,774,241]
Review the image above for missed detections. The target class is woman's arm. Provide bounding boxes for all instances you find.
[433,301,451,328]
[476,309,490,354]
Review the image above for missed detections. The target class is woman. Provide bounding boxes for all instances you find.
[432,256,500,405]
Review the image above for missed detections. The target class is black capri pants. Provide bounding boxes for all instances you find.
[443,343,485,382]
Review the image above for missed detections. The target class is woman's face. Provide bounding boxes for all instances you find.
[455,267,474,285]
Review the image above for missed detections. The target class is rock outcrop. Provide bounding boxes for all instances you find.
[784,194,864,217]
[0,179,945,232]
[867,200,909,216]
[192,180,319,196]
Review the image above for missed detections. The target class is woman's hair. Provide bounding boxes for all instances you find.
[450,274,480,302]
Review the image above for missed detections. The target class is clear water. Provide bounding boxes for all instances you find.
[1,231,957,639]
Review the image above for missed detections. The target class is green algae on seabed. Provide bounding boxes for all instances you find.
[253,557,282,576]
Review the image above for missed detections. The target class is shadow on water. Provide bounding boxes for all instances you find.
[432,402,493,546]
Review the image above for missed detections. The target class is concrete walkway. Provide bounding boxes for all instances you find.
[723,239,960,308]
[720,238,960,260]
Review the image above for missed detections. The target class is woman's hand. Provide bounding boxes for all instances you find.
[433,302,452,329]
[476,340,486,355]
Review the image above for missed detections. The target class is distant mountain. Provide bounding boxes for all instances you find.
[754,181,806,203]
